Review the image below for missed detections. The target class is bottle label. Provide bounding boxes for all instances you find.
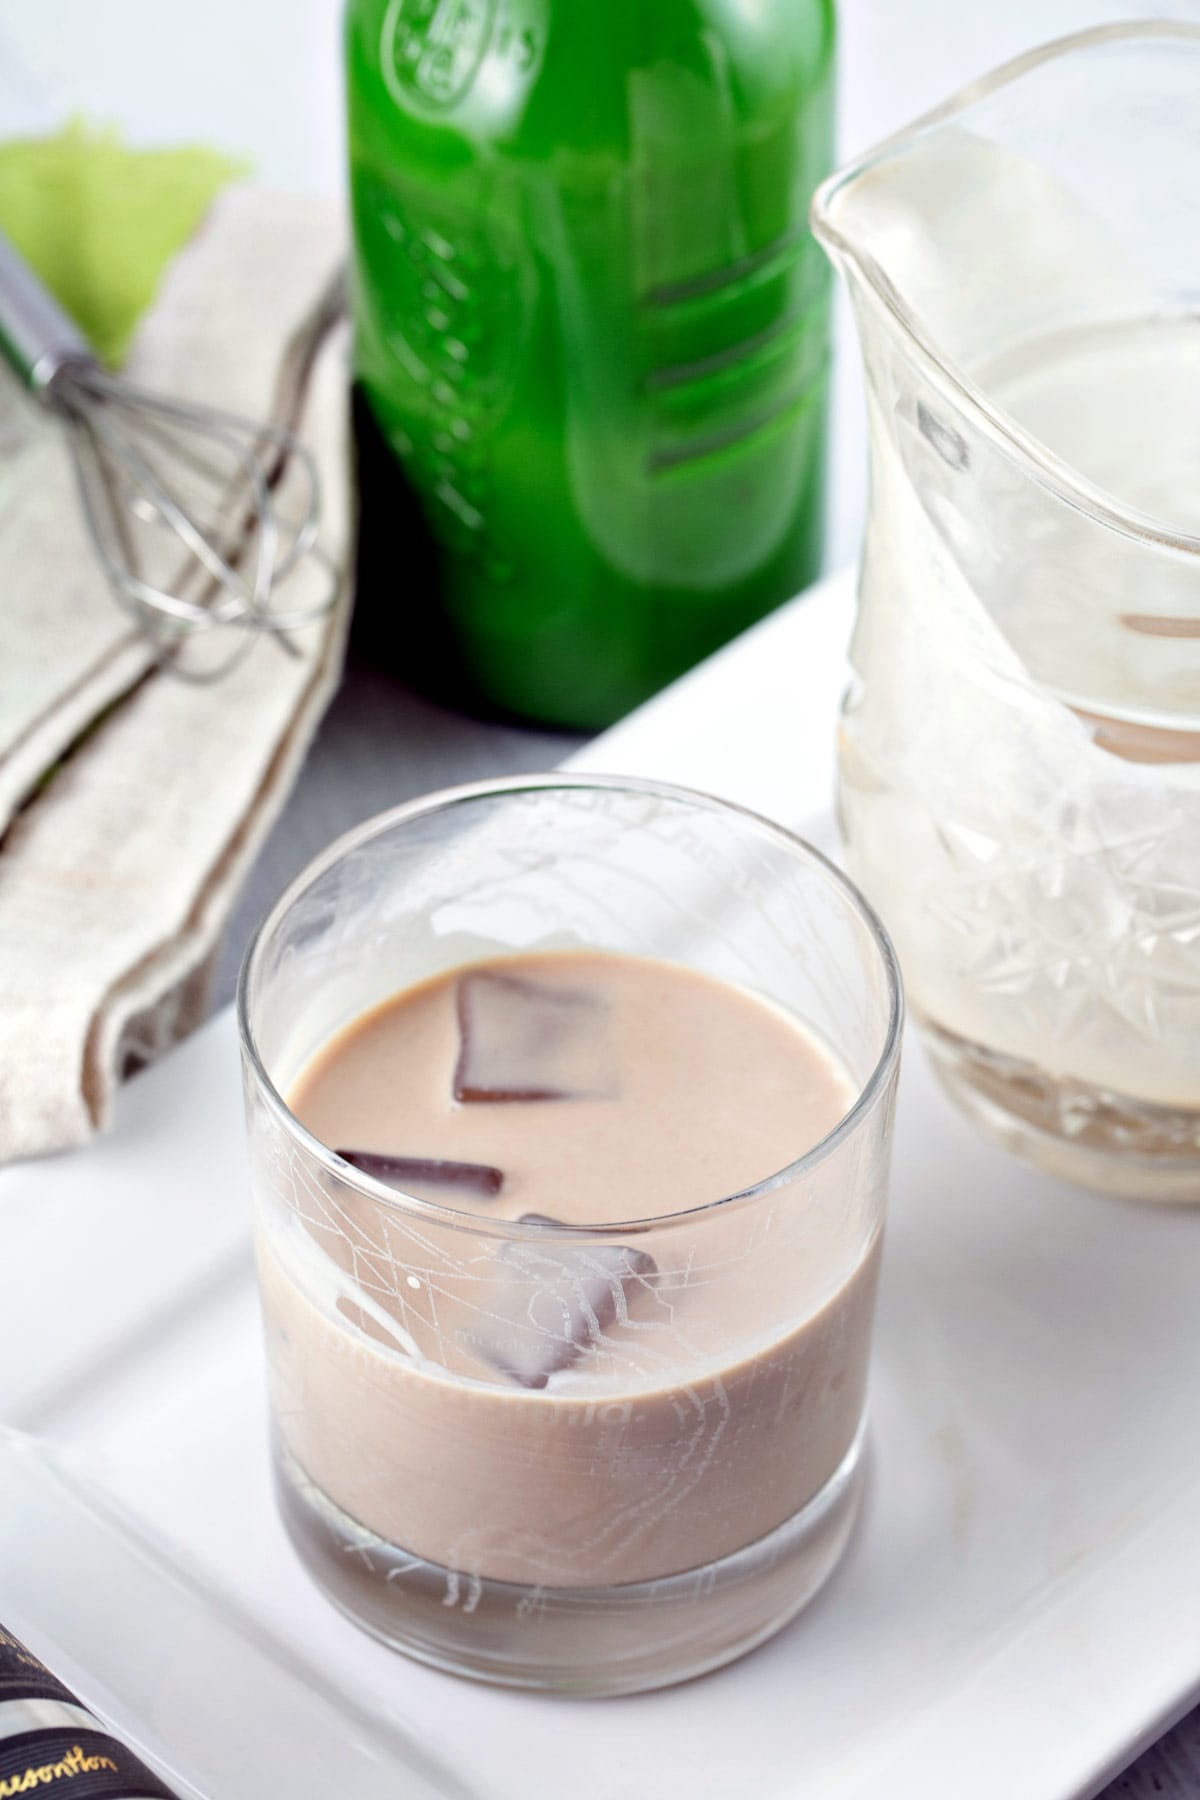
[0,1632,180,1799]
[0,1631,75,1709]
[0,1728,179,1798]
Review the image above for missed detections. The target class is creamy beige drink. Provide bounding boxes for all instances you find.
[259,950,879,1620]
[240,777,901,1691]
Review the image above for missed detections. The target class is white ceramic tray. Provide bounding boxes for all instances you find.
[3,571,1200,1800]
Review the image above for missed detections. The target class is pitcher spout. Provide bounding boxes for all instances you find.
[813,21,1200,721]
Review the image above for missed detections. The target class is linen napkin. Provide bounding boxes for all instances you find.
[0,183,352,1163]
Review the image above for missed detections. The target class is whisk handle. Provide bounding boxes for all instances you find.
[0,227,95,395]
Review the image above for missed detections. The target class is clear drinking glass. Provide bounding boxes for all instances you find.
[813,23,1200,1202]
[238,776,900,1694]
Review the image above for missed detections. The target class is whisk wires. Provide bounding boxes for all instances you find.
[53,361,339,682]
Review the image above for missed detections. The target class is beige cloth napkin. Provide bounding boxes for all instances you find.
[0,185,352,1162]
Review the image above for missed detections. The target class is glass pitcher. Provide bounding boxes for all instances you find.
[813,24,1200,1203]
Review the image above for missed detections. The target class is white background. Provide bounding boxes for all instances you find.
[6,0,1200,569]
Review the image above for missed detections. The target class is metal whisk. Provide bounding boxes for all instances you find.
[0,227,339,677]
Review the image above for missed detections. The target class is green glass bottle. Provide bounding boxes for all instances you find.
[346,0,836,728]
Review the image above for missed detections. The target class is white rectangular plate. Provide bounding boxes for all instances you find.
[3,571,1199,1800]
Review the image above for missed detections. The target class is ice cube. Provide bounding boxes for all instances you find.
[465,1215,658,1388]
[336,1149,503,1201]
[453,968,616,1103]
